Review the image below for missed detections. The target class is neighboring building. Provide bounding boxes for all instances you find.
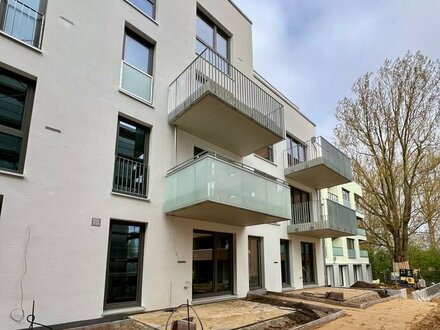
[0,1,356,328]
[322,182,372,287]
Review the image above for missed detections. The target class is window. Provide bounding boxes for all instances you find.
[286,134,306,166]
[113,117,150,197]
[290,186,311,224]
[0,0,46,48]
[0,194,3,218]
[196,11,229,59]
[254,145,273,162]
[0,69,34,173]
[342,188,351,207]
[248,236,263,290]
[347,238,355,250]
[104,221,145,309]
[120,30,154,103]
[280,240,290,287]
[125,0,155,19]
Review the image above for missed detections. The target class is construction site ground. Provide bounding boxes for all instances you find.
[126,288,439,330]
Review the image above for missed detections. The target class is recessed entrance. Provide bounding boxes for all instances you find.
[192,230,233,298]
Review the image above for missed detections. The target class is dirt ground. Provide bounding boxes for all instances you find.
[316,298,438,330]
[130,300,293,329]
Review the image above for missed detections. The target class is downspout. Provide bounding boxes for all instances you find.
[174,126,177,166]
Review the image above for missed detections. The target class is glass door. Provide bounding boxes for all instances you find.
[105,221,145,309]
[193,231,233,298]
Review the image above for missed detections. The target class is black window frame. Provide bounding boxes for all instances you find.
[347,238,355,250]
[342,188,350,202]
[124,0,156,20]
[112,116,150,198]
[286,134,306,167]
[0,194,3,219]
[104,220,146,310]
[0,68,35,174]
[196,10,229,60]
[123,28,154,76]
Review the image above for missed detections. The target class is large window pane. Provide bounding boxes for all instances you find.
[0,132,22,171]
[124,33,151,74]
[117,120,147,162]
[216,32,228,58]
[127,0,154,18]
[3,0,43,47]
[0,73,28,130]
[196,16,214,47]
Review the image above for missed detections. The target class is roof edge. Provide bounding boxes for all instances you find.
[227,0,253,24]
[253,71,316,127]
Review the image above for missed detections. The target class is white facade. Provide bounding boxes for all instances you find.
[0,1,355,328]
[323,183,372,287]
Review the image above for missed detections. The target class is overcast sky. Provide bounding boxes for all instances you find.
[233,0,440,141]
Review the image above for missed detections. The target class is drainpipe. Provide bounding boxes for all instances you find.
[319,189,328,286]
[174,126,177,166]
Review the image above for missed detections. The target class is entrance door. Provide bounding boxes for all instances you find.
[248,236,262,290]
[105,221,145,309]
[192,231,233,298]
[301,242,315,284]
[280,240,291,287]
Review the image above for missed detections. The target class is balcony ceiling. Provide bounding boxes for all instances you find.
[170,92,283,156]
[285,161,352,189]
[166,200,289,227]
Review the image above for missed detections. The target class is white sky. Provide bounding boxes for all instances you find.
[233,0,440,140]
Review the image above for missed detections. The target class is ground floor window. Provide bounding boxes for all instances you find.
[248,236,263,290]
[326,265,334,286]
[354,264,362,282]
[301,242,316,284]
[104,221,145,309]
[339,265,348,287]
[280,240,291,287]
[193,231,233,298]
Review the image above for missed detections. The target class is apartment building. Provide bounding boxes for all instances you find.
[0,1,356,328]
[322,182,372,287]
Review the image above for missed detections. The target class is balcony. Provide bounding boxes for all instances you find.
[163,152,291,226]
[287,198,357,238]
[113,156,149,198]
[1,0,45,48]
[168,48,285,156]
[332,246,344,257]
[284,137,352,189]
[360,250,369,258]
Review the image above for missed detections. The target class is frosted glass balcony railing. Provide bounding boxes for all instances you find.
[332,246,344,257]
[357,228,366,236]
[1,0,45,48]
[360,250,369,258]
[287,198,357,237]
[164,152,291,226]
[120,60,153,103]
[284,136,353,189]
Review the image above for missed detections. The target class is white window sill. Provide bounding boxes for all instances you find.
[102,306,145,317]
[253,154,278,166]
[0,169,26,179]
[111,191,150,202]
[119,89,155,109]
[0,30,42,53]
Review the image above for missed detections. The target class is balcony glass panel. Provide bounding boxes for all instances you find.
[164,153,291,221]
[121,61,153,103]
[332,246,344,257]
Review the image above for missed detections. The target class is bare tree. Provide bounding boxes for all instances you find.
[334,52,440,262]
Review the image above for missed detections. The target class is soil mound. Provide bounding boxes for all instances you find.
[351,281,381,289]
[411,301,440,330]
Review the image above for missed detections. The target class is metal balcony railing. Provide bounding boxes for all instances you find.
[168,48,284,137]
[113,156,149,198]
[1,0,45,48]
[284,136,353,179]
[328,192,338,202]
[348,249,356,259]
[359,250,369,258]
[332,246,344,257]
